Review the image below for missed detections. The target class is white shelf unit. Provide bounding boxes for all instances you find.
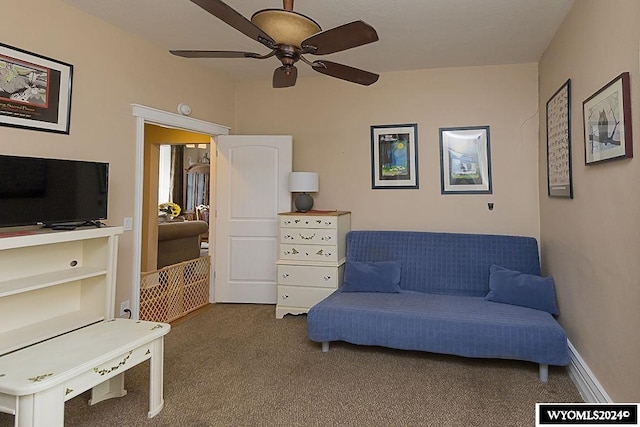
[0,226,123,355]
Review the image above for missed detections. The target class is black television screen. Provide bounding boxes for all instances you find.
[0,155,109,228]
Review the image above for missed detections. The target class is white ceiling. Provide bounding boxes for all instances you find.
[59,0,574,82]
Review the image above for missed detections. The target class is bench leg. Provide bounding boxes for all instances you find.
[321,342,329,353]
[89,373,127,406]
[148,337,165,418]
[17,386,64,427]
[15,394,35,427]
[539,364,548,382]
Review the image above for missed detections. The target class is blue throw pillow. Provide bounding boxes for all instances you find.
[486,264,559,315]
[341,260,402,293]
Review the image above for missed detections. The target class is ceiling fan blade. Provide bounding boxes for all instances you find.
[302,21,379,55]
[311,60,379,86]
[273,66,298,88]
[190,0,276,49]
[170,50,263,59]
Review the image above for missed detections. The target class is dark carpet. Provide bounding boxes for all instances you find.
[0,304,582,426]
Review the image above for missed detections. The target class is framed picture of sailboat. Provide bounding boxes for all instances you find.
[439,126,492,194]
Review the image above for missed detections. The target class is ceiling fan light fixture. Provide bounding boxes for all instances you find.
[251,9,321,48]
[177,0,379,88]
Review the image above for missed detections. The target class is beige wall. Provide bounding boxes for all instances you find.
[235,64,541,238]
[8,0,635,402]
[538,0,640,401]
[1,0,236,310]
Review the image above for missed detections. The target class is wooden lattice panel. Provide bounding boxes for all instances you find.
[140,256,210,323]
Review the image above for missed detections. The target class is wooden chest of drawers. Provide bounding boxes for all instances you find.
[276,211,350,318]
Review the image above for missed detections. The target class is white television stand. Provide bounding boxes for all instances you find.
[0,226,124,355]
[0,226,171,426]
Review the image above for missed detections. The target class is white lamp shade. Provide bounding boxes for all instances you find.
[289,172,319,192]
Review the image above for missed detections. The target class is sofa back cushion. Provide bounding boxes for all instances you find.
[341,260,402,293]
[345,231,541,297]
[486,264,559,315]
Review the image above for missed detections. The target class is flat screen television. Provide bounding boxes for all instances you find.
[0,155,109,228]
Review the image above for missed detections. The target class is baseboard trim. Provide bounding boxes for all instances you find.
[567,340,611,403]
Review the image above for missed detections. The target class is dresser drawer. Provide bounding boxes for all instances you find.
[277,285,335,309]
[278,264,343,288]
[280,215,338,229]
[280,228,337,245]
[280,244,338,263]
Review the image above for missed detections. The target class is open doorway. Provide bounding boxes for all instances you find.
[131,104,230,321]
[131,105,291,316]
[140,125,214,322]
[141,125,212,271]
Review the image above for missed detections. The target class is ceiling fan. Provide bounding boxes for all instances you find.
[170,0,380,88]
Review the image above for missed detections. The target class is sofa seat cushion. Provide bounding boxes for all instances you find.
[307,290,569,366]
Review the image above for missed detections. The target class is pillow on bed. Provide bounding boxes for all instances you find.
[341,260,401,293]
[486,264,559,315]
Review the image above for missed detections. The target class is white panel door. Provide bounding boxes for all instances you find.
[214,135,292,303]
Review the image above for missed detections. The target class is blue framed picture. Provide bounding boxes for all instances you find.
[439,126,492,194]
[371,123,418,189]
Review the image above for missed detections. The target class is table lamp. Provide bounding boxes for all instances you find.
[289,172,319,212]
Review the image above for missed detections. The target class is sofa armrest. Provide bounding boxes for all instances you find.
[157,220,208,269]
[158,220,208,240]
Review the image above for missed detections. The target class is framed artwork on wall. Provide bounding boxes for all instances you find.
[439,126,492,194]
[546,79,573,198]
[370,123,419,189]
[582,72,633,165]
[0,42,73,134]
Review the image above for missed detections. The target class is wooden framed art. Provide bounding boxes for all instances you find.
[582,72,633,165]
[0,42,73,134]
[439,126,492,194]
[371,123,419,189]
[546,79,573,198]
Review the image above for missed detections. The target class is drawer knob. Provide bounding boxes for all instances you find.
[282,273,290,278]
[284,234,293,240]
[282,294,289,299]
[324,275,331,281]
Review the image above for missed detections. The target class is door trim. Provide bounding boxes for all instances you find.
[131,104,229,319]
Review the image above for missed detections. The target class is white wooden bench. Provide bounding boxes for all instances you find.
[0,319,170,427]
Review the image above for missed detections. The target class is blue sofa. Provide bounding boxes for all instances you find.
[307,230,569,381]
